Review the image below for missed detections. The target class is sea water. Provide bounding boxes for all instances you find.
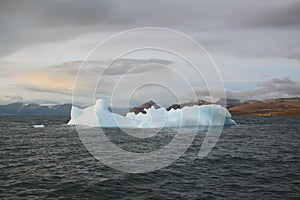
[0,116,299,199]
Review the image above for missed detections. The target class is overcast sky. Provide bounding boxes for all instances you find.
[0,0,300,106]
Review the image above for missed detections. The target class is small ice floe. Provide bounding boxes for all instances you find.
[33,124,45,128]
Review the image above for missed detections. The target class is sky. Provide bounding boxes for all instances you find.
[0,0,300,107]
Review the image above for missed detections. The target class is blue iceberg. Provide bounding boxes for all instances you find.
[68,99,236,128]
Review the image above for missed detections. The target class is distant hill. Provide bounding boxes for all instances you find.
[128,100,161,114]
[215,98,241,108]
[127,99,212,115]
[228,98,300,116]
[127,97,300,116]
[0,103,72,116]
[1,97,300,116]
[166,100,211,111]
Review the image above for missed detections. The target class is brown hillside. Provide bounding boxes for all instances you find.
[228,98,300,116]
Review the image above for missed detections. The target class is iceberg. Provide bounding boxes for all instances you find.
[68,99,236,128]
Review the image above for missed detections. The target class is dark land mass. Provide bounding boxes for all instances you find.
[166,100,211,111]
[0,103,72,116]
[128,97,300,116]
[227,98,300,116]
[128,100,161,114]
[1,97,300,116]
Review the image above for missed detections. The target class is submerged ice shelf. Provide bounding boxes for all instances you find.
[68,99,236,128]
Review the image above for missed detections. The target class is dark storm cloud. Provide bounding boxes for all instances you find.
[0,0,300,60]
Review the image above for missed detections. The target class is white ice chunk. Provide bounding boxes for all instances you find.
[33,124,45,128]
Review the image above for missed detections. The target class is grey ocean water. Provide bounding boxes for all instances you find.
[1,116,299,199]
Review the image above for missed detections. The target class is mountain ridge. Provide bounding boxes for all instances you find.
[1,97,300,116]
[127,97,300,116]
[0,103,72,116]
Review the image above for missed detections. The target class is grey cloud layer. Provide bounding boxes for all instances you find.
[1,0,299,105]
[52,58,173,76]
[1,0,300,60]
[188,77,300,102]
[226,77,300,100]
[2,58,174,105]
